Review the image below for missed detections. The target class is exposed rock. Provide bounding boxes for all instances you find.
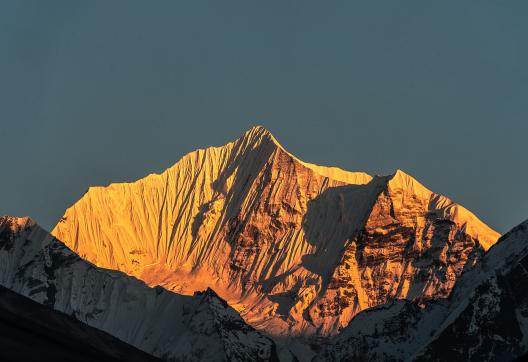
[52,126,499,336]
[0,216,278,361]
[316,219,528,361]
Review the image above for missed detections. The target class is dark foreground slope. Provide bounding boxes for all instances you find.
[0,284,160,362]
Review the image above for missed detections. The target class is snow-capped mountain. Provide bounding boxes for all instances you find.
[52,126,499,336]
[0,216,278,361]
[316,218,528,361]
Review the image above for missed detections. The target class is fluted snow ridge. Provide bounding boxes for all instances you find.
[0,216,278,362]
[52,126,499,336]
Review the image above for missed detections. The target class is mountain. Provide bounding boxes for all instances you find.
[0,283,161,362]
[316,218,528,361]
[52,125,499,336]
[0,216,278,361]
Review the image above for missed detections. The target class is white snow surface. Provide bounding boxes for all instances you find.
[0,217,277,362]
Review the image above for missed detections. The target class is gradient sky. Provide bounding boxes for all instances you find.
[1,1,527,233]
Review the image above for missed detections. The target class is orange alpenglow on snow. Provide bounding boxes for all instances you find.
[52,126,499,336]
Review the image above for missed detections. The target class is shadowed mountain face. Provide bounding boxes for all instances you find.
[0,216,278,362]
[316,219,528,362]
[52,126,499,336]
[0,284,161,362]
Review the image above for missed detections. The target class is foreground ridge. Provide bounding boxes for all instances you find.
[52,126,499,336]
[0,216,278,361]
[316,219,528,361]
[0,283,161,362]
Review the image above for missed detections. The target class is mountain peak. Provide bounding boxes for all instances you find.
[238,125,373,185]
[0,215,34,234]
[386,169,499,250]
[245,124,272,135]
[240,125,278,146]
[388,169,432,198]
[390,168,422,186]
[52,127,499,338]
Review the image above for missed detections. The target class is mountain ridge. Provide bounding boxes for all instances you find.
[52,125,499,336]
[0,215,278,361]
[316,218,528,361]
[0,282,161,362]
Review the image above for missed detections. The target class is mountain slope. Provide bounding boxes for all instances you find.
[0,216,278,361]
[414,219,528,361]
[0,283,161,362]
[52,126,499,336]
[316,219,528,361]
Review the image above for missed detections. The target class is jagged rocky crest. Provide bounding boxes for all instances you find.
[2,214,526,361]
[315,219,528,361]
[0,216,278,361]
[52,126,499,336]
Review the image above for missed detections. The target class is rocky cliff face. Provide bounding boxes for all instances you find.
[316,219,528,362]
[0,216,278,362]
[52,126,499,336]
[414,220,528,361]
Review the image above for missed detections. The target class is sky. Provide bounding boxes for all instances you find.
[1,1,527,233]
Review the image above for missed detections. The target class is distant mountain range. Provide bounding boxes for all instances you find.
[1,126,526,361]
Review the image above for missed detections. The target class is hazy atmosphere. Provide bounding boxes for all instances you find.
[1,1,527,233]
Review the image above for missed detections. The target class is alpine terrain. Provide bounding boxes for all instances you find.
[0,216,278,361]
[316,218,528,361]
[0,283,161,362]
[52,126,499,337]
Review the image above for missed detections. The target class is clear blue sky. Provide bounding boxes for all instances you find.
[1,1,527,233]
